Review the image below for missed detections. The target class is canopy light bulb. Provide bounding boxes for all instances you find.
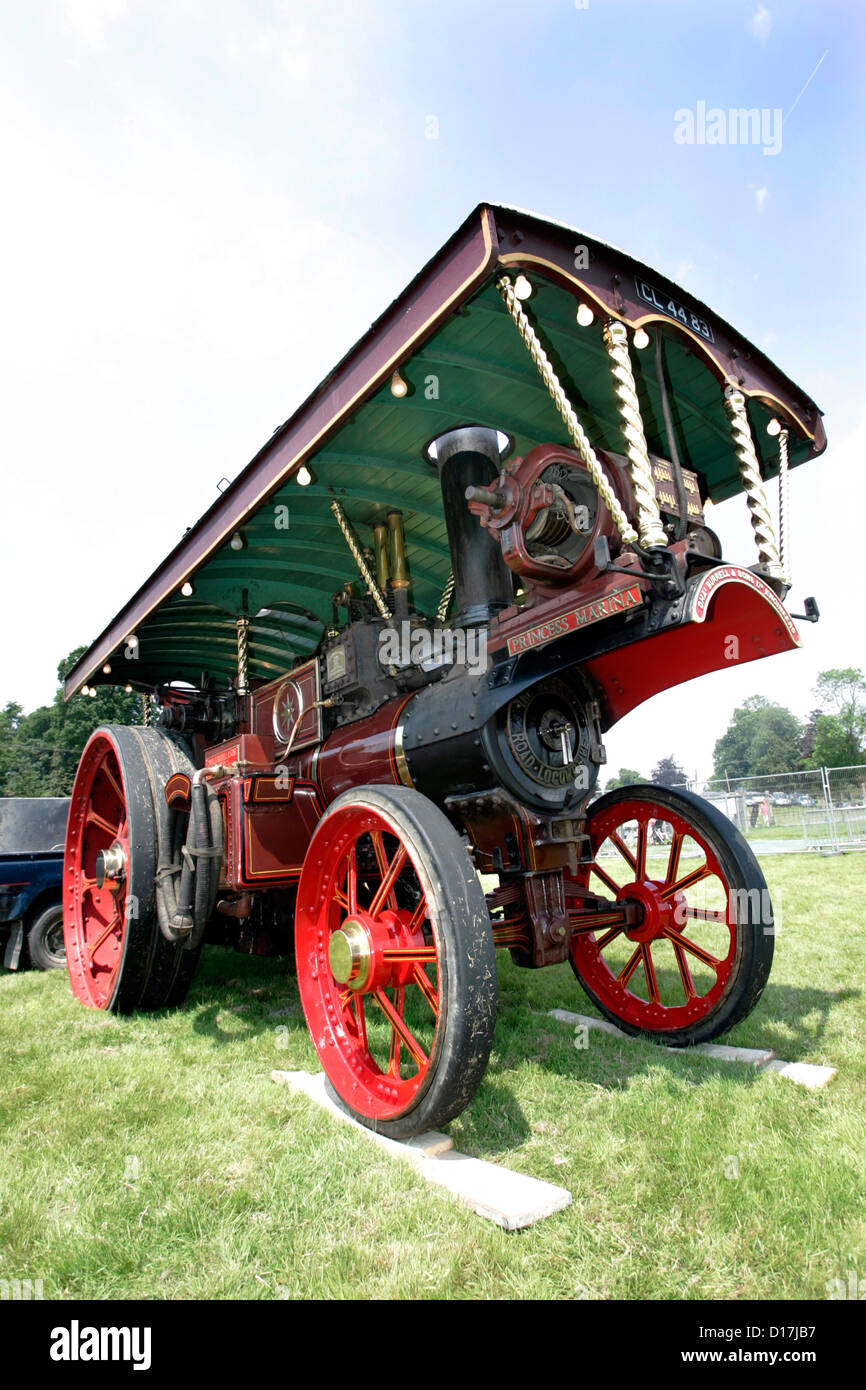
[513,274,533,301]
[576,303,594,327]
[633,327,650,350]
[389,371,408,398]
[296,465,312,486]
[81,685,90,697]
[102,663,111,675]
[767,418,781,437]
[230,531,244,550]
[124,684,133,693]
[181,581,194,597]
[89,688,97,698]
[125,634,139,651]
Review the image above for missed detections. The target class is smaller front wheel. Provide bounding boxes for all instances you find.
[28,904,66,970]
[570,785,774,1045]
[295,785,498,1139]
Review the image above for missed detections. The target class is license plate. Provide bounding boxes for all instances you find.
[634,277,715,343]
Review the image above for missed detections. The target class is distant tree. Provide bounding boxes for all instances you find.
[651,755,688,788]
[0,646,141,797]
[0,702,25,790]
[799,708,823,764]
[605,767,646,791]
[712,695,802,780]
[806,716,863,770]
[803,669,866,769]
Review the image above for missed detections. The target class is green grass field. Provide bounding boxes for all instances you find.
[1,852,864,1301]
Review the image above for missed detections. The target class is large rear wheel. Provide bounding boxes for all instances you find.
[63,726,204,1013]
[295,785,498,1139]
[570,785,774,1045]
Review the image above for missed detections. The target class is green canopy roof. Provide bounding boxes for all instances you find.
[65,204,825,698]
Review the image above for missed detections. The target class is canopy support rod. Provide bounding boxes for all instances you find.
[602,318,667,549]
[435,571,455,623]
[722,387,784,577]
[330,500,392,621]
[236,617,250,696]
[494,274,637,546]
[777,427,791,586]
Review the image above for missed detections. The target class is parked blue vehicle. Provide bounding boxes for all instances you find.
[0,798,68,971]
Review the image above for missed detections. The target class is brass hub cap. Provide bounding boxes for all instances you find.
[328,918,372,991]
[94,842,126,891]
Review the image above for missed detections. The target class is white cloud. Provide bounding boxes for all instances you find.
[57,0,127,48]
[749,5,772,44]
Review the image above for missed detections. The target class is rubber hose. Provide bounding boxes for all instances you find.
[172,782,207,933]
[188,786,222,951]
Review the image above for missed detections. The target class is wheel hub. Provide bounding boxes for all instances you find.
[94,842,126,891]
[618,880,676,944]
[328,917,373,990]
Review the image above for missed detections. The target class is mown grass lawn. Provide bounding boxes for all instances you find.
[1,853,863,1301]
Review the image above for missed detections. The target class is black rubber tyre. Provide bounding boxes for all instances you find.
[126,727,206,1010]
[295,785,498,1139]
[27,904,66,970]
[570,784,775,1046]
[64,725,205,1014]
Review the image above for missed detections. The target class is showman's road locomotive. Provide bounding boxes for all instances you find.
[63,205,824,1136]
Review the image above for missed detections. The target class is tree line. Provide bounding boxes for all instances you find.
[605,668,866,792]
[2,649,864,800]
[0,647,141,797]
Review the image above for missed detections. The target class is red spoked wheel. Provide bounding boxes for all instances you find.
[295,785,498,1138]
[570,785,774,1045]
[64,725,203,1014]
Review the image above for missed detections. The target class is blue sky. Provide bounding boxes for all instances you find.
[1,0,864,779]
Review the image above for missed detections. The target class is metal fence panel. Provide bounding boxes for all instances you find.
[676,766,866,854]
[826,766,866,848]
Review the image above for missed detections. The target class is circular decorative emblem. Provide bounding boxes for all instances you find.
[505,677,589,789]
[273,679,304,745]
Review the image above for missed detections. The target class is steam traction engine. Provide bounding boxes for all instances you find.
[62,205,825,1137]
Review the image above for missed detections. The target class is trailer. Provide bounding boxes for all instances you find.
[61,204,824,1136]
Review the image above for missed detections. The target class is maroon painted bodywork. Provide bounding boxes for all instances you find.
[202,556,798,921]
